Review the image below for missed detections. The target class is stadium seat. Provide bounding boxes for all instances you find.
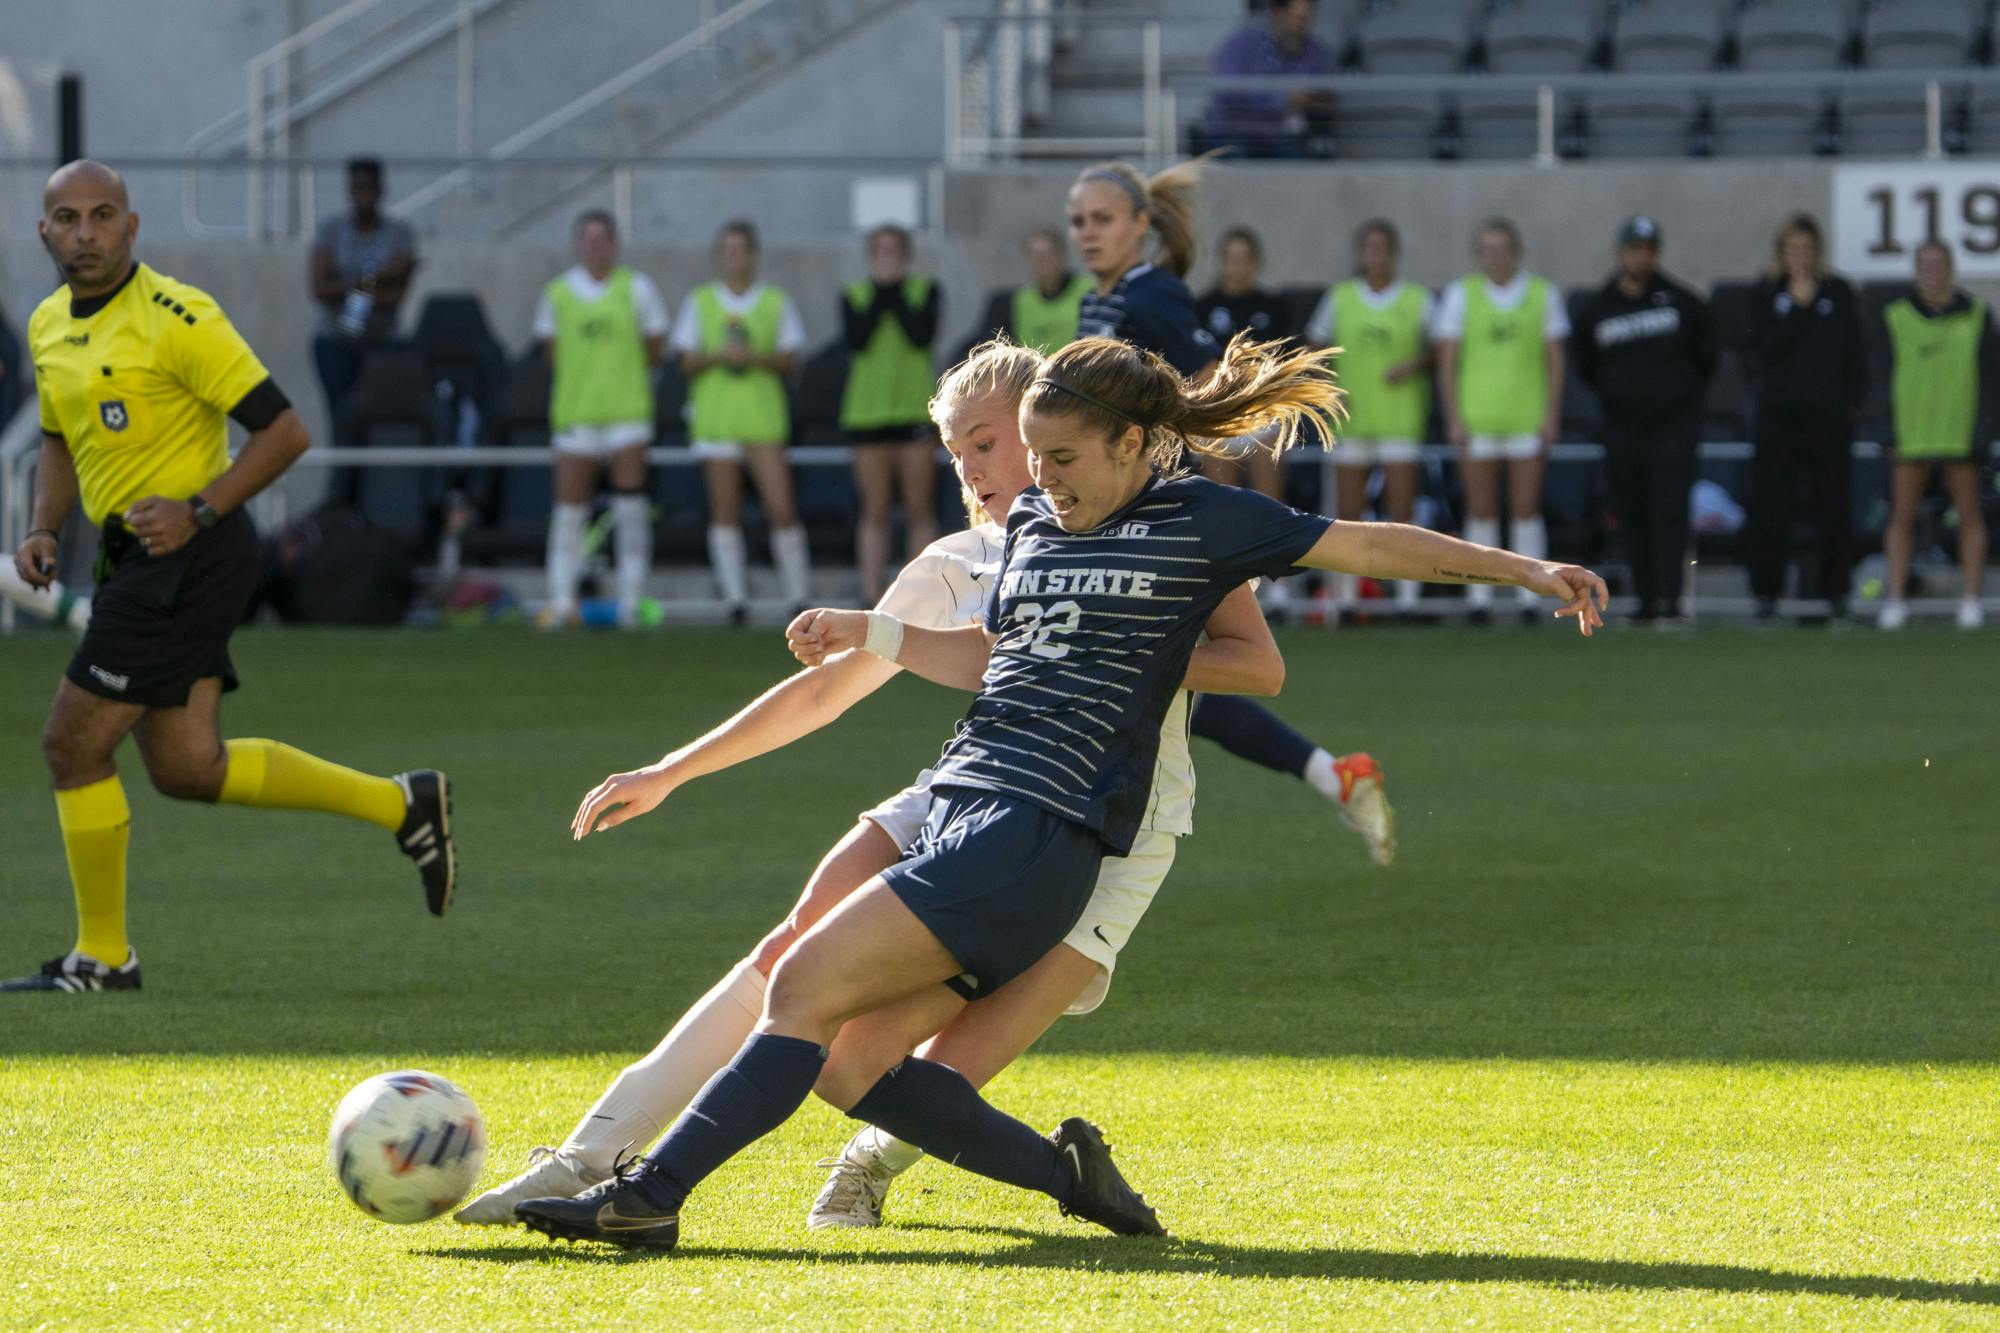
[412,293,506,435]
[1838,87,1933,155]
[1703,349,1750,440]
[345,344,444,538]
[1863,0,1976,69]
[1278,284,1327,340]
[1708,87,1828,156]
[1708,281,1760,357]
[1484,0,1601,76]
[1735,0,1850,72]
[1588,87,1697,156]
[1963,84,2000,152]
[789,339,849,446]
[1612,2,1723,72]
[652,356,689,448]
[1449,88,1547,160]
[1354,6,1467,74]
[1332,87,1442,158]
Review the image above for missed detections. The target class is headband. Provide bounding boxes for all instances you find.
[1033,376,1148,431]
[1080,167,1148,214]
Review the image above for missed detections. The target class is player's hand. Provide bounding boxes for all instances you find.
[124,496,198,557]
[13,532,57,590]
[786,608,867,667]
[1522,561,1608,637]
[572,765,678,840]
[1382,359,1416,386]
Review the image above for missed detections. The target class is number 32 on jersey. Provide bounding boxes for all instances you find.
[1011,599,1080,659]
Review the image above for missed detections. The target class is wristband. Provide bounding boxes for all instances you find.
[862,611,905,662]
[26,528,59,545]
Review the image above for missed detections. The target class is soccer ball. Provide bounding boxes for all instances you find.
[327,1070,486,1224]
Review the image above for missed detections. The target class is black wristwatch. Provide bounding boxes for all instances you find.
[189,495,221,530]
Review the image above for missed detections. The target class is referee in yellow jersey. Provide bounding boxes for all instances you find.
[5,161,456,994]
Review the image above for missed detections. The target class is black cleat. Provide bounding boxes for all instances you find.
[1,948,142,993]
[393,770,456,916]
[516,1159,680,1250]
[1050,1117,1165,1236]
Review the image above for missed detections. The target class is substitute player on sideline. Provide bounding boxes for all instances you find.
[534,209,668,629]
[6,161,454,994]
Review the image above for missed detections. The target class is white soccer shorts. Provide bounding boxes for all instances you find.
[861,777,1178,1016]
[1335,436,1422,466]
[553,422,652,457]
[1464,433,1542,461]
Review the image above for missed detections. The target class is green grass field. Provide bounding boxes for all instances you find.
[2,624,1998,1330]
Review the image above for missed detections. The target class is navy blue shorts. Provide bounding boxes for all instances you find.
[880,787,1104,1000]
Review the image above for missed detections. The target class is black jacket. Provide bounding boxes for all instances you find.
[1196,286,1295,347]
[842,279,940,352]
[1748,274,1866,412]
[1573,271,1717,418]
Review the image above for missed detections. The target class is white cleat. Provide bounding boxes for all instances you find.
[807,1139,898,1230]
[1957,598,1985,631]
[1878,601,1908,631]
[453,1146,603,1225]
[1333,753,1396,868]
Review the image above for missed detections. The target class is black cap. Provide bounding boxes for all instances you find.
[1617,215,1661,248]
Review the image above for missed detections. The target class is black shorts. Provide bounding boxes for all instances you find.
[846,423,932,446]
[67,509,259,709]
[879,787,1104,1000]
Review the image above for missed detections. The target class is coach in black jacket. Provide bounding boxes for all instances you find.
[1575,217,1718,622]
[1746,213,1867,620]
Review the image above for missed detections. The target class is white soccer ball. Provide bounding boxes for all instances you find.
[327,1069,486,1224]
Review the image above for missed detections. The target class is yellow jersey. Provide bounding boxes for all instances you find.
[30,263,271,526]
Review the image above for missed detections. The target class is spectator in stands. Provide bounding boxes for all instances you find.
[1878,239,1992,632]
[1195,225,1292,500]
[1435,217,1568,623]
[671,219,812,623]
[309,158,418,442]
[1307,218,1435,618]
[1746,213,1864,623]
[533,209,669,630]
[1573,216,1717,626]
[1202,0,1336,159]
[0,297,20,427]
[839,225,941,603]
[975,228,1093,356]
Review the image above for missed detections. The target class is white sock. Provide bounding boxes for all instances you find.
[1302,747,1344,801]
[612,494,652,621]
[1511,515,1547,606]
[560,961,767,1172]
[772,525,811,606]
[855,1124,926,1174]
[707,525,749,607]
[546,502,588,614]
[1465,517,1501,608]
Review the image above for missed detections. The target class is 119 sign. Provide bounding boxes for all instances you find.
[1832,164,2000,277]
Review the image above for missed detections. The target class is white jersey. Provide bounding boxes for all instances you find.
[874,523,1195,837]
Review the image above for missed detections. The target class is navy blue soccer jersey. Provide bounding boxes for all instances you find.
[1076,263,1219,377]
[928,474,1332,855]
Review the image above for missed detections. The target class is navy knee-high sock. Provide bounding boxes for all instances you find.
[849,1057,1074,1207]
[634,1033,825,1212]
[1189,695,1317,779]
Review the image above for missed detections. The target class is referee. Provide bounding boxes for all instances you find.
[6,161,455,995]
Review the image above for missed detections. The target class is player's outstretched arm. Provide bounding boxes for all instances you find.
[787,609,995,688]
[14,434,78,590]
[1183,582,1284,696]
[572,650,902,839]
[1302,520,1608,636]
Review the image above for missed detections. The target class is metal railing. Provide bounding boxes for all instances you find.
[948,11,1170,164]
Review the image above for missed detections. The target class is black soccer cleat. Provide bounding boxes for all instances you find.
[1,948,142,993]
[1050,1117,1166,1236]
[393,770,456,916]
[515,1160,680,1251]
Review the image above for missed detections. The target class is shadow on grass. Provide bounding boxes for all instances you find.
[420,1224,2000,1307]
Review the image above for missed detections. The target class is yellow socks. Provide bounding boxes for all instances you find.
[218,738,405,832]
[56,776,131,965]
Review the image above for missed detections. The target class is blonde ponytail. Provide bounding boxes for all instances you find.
[1074,154,1213,280]
[1024,333,1344,476]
